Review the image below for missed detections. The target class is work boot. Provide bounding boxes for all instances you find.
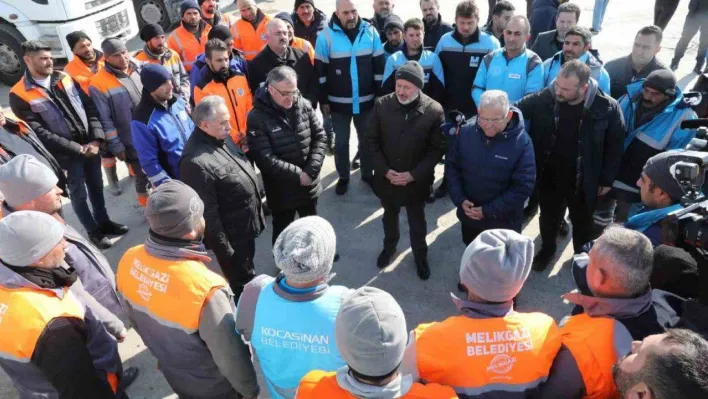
[89,231,112,249]
[434,183,448,199]
[694,59,705,74]
[377,247,396,268]
[335,179,349,195]
[416,257,430,280]
[118,367,140,391]
[532,246,557,272]
[670,58,680,71]
[98,221,129,236]
[426,186,436,204]
[351,151,360,170]
[105,165,122,196]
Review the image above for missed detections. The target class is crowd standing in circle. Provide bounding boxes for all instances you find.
[0,0,708,398]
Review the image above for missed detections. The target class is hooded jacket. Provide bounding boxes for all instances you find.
[246,86,326,212]
[543,50,611,94]
[315,15,385,115]
[423,13,453,51]
[529,0,559,44]
[131,91,194,186]
[134,45,191,104]
[613,81,696,196]
[516,78,626,211]
[446,107,536,232]
[292,8,328,46]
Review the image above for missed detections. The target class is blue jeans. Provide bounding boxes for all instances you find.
[331,110,373,180]
[592,0,610,31]
[65,155,110,233]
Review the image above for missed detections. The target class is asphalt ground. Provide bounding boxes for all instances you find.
[0,0,705,397]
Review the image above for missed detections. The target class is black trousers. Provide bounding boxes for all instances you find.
[673,9,708,63]
[382,201,427,260]
[461,224,485,246]
[271,198,318,245]
[538,163,593,254]
[654,0,680,30]
[220,238,256,299]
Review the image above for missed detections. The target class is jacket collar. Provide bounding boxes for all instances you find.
[335,366,414,399]
[193,126,225,147]
[22,69,64,92]
[0,260,66,297]
[103,60,139,78]
[626,80,685,114]
[424,13,443,31]
[549,75,599,111]
[329,12,366,34]
[142,44,170,62]
[474,106,526,141]
[452,27,480,45]
[271,272,332,302]
[140,88,178,111]
[564,290,654,319]
[451,293,515,318]
[144,230,211,263]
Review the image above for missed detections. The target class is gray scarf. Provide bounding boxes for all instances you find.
[335,367,414,399]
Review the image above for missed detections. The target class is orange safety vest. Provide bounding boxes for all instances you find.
[205,11,236,29]
[231,13,271,61]
[296,370,459,398]
[116,245,227,334]
[413,313,561,396]
[64,54,105,94]
[167,24,211,72]
[292,37,315,64]
[194,72,253,149]
[561,314,631,399]
[135,48,183,70]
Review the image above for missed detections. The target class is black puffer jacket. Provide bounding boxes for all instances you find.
[246,87,327,212]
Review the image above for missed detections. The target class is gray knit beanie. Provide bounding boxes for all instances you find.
[145,180,204,238]
[0,154,58,208]
[0,211,64,266]
[273,216,336,284]
[460,229,534,302]
[335,286,407,377]
[101,37,127,58]
[642,151,687,202]
[395,61,425,90]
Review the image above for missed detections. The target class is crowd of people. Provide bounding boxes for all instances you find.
[0,0,708,397]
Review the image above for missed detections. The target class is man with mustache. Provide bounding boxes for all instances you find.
[135,23,191,106]
[291,0,328,47]
[542,26,610,94]
[199,0,235,29]
[612,329,708,398]
[369,0,399,43]
[167,0,210,72]
[610,70,696,223]
[420,0,452,51]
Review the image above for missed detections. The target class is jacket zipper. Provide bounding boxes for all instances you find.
[225,83,242,133]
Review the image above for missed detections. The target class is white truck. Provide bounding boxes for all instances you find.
[134,0,235,31]
[0,0,139,85]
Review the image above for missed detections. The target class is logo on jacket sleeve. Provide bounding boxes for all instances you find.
[237,88,245,96]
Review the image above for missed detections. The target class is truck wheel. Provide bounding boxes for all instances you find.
[0,24,26,86]
[134,0,171,31]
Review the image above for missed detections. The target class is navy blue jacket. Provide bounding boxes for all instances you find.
[423,14,453,51]
[529,0,559,44]
[446,107,536,232]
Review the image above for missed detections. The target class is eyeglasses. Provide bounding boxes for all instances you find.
[271,86,300,98]
[477,116,506,124]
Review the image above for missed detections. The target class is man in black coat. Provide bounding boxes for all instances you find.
[367,61,445,280]
[248,18,318,108]
[516,60,625,271]
[292,0,328,46]
[421,0,453,50]
[180,96,265,298]
[530,2,580,61]
[246,66,327,245]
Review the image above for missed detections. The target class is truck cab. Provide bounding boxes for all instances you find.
[0,0,138,85]
[134,0,234,31]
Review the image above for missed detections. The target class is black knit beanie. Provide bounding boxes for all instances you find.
[294,0,315,10]
[395,61,425,90]
[642,151,686,202]
[643,69,677,97]
[140,23,165,42]
[208,25,233,41]
[66,31,91,51]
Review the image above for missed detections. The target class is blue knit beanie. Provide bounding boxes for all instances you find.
[141,64,172,93]
[180,0,200,17]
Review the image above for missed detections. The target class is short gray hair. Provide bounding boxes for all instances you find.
[192,96,227,126]
[420,0,439,7]
[479,90,510,113]
[266,65,298,86]
[509,15,530,35]
[267,18,287,34]
[593,225,653,297]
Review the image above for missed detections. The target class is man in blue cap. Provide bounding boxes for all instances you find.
[131,64,194,188]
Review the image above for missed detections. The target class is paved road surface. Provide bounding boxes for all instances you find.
[0,0,704,397]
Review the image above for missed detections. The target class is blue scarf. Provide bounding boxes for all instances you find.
[624,204,683,232]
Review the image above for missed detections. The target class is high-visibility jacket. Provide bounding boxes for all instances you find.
[560,314,634,399]
[411,313,561,397]
[117,244,237,397]
[292,37,315,63]
[64,50,105,94]
[134,46,191,104]
[231,11,271,60]
[296,370,459,398]
[194,69,253,149]
[167,22,211,72]
[204,11,236,29]
[0,270,121,398]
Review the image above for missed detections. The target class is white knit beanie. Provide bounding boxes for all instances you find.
[0,211,64,266]
[273,216,336,284]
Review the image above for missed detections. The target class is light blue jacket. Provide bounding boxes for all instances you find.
[472,47,544,106]
[543,50,611,94]
[235,274,351,399]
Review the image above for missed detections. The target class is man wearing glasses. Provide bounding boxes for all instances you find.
[247,66,327,246]
[446,90,535,255]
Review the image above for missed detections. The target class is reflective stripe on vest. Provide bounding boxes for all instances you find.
[634,108,695,150]
[413,313,560,396]
[561,314,633,399]
[168,27,209,71]
[194,74,252,147]
[230,15,271,61]
[116,245,226,334]
[64,56,105,94]
[296,370,459,399]
[0,286,84,363]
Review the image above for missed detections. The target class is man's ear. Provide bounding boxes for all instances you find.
[625,381,652,399]
[506,110,513,119]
